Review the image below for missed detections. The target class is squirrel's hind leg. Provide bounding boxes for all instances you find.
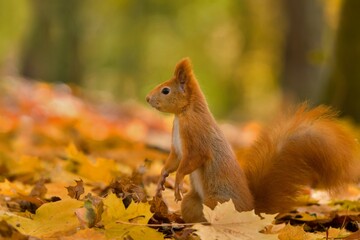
[181,190,206,223]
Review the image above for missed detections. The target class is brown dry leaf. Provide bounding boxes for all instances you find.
[66,179,85,200]
[150,196,169,215]
[0,179,47,214]
[145,183,182,212]
[29,178,47,198]
[275,211,321,223]
[149,196,183,224]
[101,178,147,203]
[276,203,360,233]
[193,200,278,240]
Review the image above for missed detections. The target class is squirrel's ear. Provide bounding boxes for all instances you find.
[174,58,193,88]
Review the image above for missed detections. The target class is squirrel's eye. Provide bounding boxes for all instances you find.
[161,87,170,95]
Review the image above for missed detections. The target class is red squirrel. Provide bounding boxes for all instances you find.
[146,58,360,223]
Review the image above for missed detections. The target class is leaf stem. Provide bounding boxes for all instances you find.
[115,220,208,227]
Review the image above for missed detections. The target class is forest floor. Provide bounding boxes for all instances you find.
[0,77,359,240]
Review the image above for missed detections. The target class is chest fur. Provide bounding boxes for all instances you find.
[172,117,182,158]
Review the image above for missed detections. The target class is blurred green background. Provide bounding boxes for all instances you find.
[1,0,359,121]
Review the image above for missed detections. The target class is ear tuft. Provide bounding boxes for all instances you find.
[174,57,193,85]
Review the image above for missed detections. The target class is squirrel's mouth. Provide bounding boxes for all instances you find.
[153,105,161,111]
[147,97,163,111]
[149,101,161,111]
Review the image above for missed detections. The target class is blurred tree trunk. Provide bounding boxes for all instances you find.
[324,0,360,122]
[20,0,82,84]
[281,0,325,104]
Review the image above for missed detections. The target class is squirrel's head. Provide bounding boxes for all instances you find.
[146,58,200,114]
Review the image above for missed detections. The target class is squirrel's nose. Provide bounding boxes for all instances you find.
[146,95,151,103]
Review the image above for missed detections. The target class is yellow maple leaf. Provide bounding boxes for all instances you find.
[78,157,118,183]
[277,225,324,240]
[193,200,278,240]
[5,155,44,176]
[0,199,83,238]
[60,228,107,240]
[102,193,164,240]
[66,143,124,183]
[0,179,31,196]
[66,143,89,166]
[327,227,351,239]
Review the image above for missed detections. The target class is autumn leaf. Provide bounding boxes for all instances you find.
[277,225,324,240]
[101,193,164,240]
[0,220,28,240]
[29,178,47,198]
[5,155,44,177]
[78,157,119,183]
[275,204,360,233]
[75,200,97,228]
[149,196,183,224]
[66,143,123,183]
[101,178,147,203]
[45,182,80,200]
[193,200,278,240]
[0,199,83,238]
[66,179,85,200]
[0,79,359,239]
[60,228,107,240]
[75,193,103,228]
[326,227,352,239]
[0,179,31,197]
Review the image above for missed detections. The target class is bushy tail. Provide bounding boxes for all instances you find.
[244,104,360,214]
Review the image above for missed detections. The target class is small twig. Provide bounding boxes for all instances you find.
[115,220,208,227]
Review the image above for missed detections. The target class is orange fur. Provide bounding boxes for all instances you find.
[245,104,359,214]
[146,58,360,223]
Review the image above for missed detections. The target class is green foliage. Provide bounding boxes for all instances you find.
[0,0,283,119]
[2,0,360,121]
[0,0,30,65]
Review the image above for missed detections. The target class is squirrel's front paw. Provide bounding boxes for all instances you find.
[156,170,169,197]
[155,184,164,197]
[174,183,183,202]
